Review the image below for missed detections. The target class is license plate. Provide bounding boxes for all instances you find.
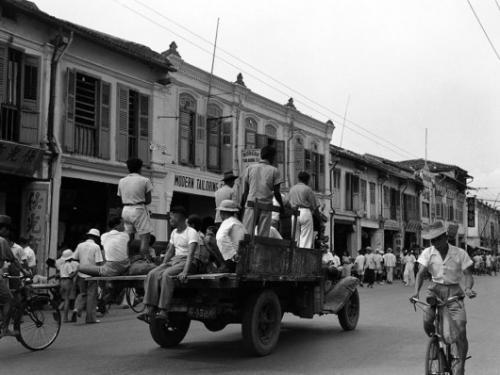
[187,306,217,320]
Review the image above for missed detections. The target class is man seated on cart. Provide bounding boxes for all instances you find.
[139,206,198,322]
[216,200,247,273]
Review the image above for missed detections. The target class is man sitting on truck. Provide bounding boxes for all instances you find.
[140,206,198,322]
[216,200,247,272]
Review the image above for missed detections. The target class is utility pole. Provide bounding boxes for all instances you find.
[339,95,350,148]
[206,17,220,115]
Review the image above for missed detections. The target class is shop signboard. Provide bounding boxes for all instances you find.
[173,173,222,197]
[467,197,475,227]
[241,149,260,172]
[0,140,44,177]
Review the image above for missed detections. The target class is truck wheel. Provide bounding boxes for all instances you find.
[338,289,360,331]
[204,320,227,332]
[149,314,190,348]
[242,290,282,356]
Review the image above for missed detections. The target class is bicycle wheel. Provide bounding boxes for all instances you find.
[425,336,446,375]
[126,287,145,313]
[16,296,61,351]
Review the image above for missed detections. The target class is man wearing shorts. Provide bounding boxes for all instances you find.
[411,221,475,375]
[118,158,153,258]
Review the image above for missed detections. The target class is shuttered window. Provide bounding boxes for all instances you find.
[115,86,150,163]
[0,46,40,144]
[245,117,257,149]
[304,144,325,192]
[207,104,222,171]
[294,136,304,184]
[179,94,196,165]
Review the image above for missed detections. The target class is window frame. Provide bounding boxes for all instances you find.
[179,93,197,165]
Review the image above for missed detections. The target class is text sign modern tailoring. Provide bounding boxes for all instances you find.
[173,174,222,194]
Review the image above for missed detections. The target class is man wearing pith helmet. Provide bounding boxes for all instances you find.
[411,220,475,375]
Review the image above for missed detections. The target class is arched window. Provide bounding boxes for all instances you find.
[207,103,222,170]
[245,117,258,149]
[179,93,196,164]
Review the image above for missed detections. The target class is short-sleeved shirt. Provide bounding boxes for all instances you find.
[383,253,397,267]
[215,185,236,223]
[418,245,473,285]
[73,239,104,278]
[287,182,317,210]
[11,243,26,262]
[101,230,129,262]
[216,216,247,261]
[365,253,377,270]
[170,227,198,258]
[243,160,282,204]
[0,236,15,269]
[24,246,37,268]
[117,173,153,205]
[354,255,365,271]
[374,253,383,270]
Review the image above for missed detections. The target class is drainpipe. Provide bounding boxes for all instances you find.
[46,32,73,273]
[329,156,339,252]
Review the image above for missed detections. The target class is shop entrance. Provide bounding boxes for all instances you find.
[334,222,353,256]
[361,227,376,249]
[0,173,24,238]
[384,230,396,250]
[170,192,216,231]
[404,232,417,250]
[59,177,121,250]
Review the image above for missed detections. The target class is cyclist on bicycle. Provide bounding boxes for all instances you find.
[0,215,29,337]
[411,220,474,375]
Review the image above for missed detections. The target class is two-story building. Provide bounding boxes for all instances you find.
[466,198,499,254]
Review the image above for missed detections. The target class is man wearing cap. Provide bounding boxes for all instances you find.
[0,215,29,337]
[216,200,247,272]
[71,229,103,324]
[240,145,284,237]
[411,221,475,375]
[287,171,318,248]
[215,171,238,225]
[141,206,198,322]
[118,157,153,259]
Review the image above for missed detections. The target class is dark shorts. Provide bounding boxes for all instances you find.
[0,275,12,304]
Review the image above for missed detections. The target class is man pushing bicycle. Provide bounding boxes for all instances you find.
[411,221,475,375]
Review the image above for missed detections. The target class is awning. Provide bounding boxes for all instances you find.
[405,220,421,233]
[334,216,356,225]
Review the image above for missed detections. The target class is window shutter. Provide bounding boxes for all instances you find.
[0,44,7,105]
[63,68,76,152]
[318,154,325,193]
[221,121,233,172]
[19,54,40,144]
[98,81,111,159]
[207,118,220,170]
[179,110,191,164]
[195,113,206,167]
[116,85,129,162]
[137,94,150,165]
[256,133,268,149]
[293,137,304,184]
[276,140,285,182]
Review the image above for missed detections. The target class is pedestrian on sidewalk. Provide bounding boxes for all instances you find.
[403,250,416,286]
[353,250,366,286]
[364,247,377,288]
[374,249,384,284]
[57,250,78,322]
[71,229,103,324]
[383,248,397,284]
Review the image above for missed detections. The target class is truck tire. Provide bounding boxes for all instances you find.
[242,290,282,356]
[338,289,360,331]
[149,314,190,348]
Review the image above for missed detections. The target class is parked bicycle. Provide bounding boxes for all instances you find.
[0,275,61,351]
[411,291,476,375]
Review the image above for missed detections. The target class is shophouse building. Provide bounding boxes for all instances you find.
[466,198,499,253]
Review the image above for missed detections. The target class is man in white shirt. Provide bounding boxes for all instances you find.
[411,221,475,375]
[215,171,238,225]
[216,200,247,272]
[354,251,366,287]
[79,217,130,277]
[118,158,153,259]
[383,248,397,284]
[71,229,103,324]
[18,238,36,274]
[374,249,384,284]
[364,247,377,288]
[141,206,198,322]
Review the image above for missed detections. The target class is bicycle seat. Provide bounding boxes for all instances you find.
[426,296,439,306]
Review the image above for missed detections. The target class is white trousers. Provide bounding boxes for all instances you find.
[293,208,314,248]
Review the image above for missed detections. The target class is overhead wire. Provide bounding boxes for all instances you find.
[113,0,420,159]
[130,0,420,159]
[465,0,500,61]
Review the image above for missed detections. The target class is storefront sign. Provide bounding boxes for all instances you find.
[0,140,44,177]
[241,149,260,171]
[467,197,475,227]
[174,174,221,194]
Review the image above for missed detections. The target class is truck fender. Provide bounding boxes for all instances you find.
[323,276,359,314]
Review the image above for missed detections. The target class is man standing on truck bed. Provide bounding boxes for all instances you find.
[240,145,284,237]
[215,171,238,226]
[118,158,153,258]
[287,171,317,248]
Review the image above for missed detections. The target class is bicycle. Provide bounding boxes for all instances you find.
[410,292,476,375]
[0,274,61,351]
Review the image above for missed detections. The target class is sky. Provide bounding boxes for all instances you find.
[34,0,500,204]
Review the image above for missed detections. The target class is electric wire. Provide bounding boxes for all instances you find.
[466,0,500,61]
[114,0,420,159]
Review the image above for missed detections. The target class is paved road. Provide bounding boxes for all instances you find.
[0,275,498,375]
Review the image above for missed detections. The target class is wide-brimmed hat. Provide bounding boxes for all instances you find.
[422,221,447,240]
[221,171,238,182]
[217,200,240,212]
[87,228,101,238]
[60,249,74,261]
[0,215,12,227]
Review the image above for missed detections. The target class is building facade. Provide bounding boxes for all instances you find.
[467,198,500,253]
